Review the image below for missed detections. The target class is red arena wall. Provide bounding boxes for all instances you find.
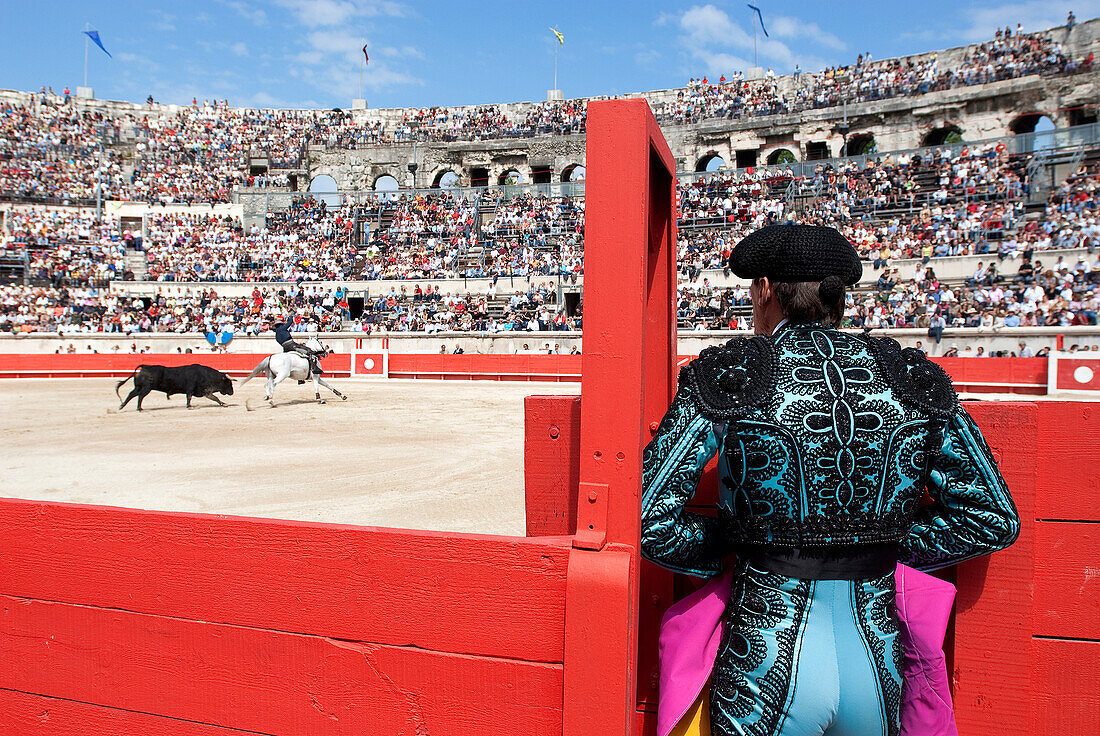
[1,351,1094,396]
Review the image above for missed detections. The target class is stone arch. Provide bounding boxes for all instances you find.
[498,168,526,185]
[561,164,586,182]
[695,151,725,172]
[373,174,400,192]
[1009,113,1055,135]
[431,169,461,189]
[308,174,339,207]
[921,124,964,147]
[765,148,797,165]
[846,133,877,156]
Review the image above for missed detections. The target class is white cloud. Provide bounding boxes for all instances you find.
[770,17,846,52]
[288,28,422,99]
[222,0,267,25]
[150,10,177,32]
[293,50,325,65]
[231,42,249,57]
[273,0,405,28]
[670,5,836,75]
[654,11,676,27]
[679,5,752,48]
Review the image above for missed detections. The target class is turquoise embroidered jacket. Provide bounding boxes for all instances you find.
[640,323,1020,577]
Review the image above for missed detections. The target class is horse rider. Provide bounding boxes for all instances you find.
[270,317,323,376]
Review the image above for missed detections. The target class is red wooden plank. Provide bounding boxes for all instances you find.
[0,352,347,376]
[1035,402,1100,520]
[0,596,563,736]
[564,549,635,736]
[1031,638,1100,735]
[0,689,257,736]
[0,499,569,663]
[0,352,352,379]
[574,98,680,735]
[525,395,582,537]
[935,357,1047,392]
[1034,521,1100,640]
[950,402,1037,736]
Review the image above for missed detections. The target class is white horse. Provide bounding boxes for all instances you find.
[241,337,348,407]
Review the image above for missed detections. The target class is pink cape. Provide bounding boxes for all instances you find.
[657,564,958,736]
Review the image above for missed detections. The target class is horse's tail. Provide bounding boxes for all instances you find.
[115,367,140,399]
[240,357,270,385]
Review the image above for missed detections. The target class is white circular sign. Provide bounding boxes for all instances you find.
[364,358,376,370]
[1073,365,1094,384]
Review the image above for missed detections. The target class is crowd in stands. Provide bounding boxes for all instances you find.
[0,279,580,336]
[0,23,1090,207]
[0,284,348,335]
[676,146,1099,273]
[668,26,1082,124]
[673,247,1099,332]
[345,280,576,333]
[804,26,1077,110]
[2,17,1099,337]
[141,198,359,282]
[361,190,584,279]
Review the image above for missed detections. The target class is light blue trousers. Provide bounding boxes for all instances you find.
[709,563,901,736]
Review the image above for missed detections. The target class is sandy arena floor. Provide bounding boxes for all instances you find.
[0,378,578,535]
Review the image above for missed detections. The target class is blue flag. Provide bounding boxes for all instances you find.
[743,4,770,36]
[84,30,111,58]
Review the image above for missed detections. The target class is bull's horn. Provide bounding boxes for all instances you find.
[228,377,237,382]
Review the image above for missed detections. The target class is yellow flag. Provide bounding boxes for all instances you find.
[551,27,564,46]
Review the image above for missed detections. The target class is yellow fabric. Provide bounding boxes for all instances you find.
[669,690,710,736]
[550,27,564,45]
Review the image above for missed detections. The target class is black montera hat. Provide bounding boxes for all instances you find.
[728,225,863,285]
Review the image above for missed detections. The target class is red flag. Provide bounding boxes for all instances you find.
[362,44,369,64]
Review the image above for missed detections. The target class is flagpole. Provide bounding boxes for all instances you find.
[752,15,758,69]
[554,43,558,92]
[83,22,89,89]
[359,43,364,101]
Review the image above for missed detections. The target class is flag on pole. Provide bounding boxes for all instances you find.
[362,44,369,64]
[83,30,112,58]
[746,5,769,37]
[550,27,564,46]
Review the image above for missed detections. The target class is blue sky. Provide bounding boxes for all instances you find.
[1,0,1096,110]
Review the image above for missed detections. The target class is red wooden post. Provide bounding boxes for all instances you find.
[525,394,582,536]
[562,98,678,736]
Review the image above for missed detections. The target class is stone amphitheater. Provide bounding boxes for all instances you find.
[2,19,1100,356]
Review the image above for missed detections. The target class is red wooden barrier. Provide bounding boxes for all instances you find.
[387,352,581,382]
[0,501,570,735]
[523,396,1100,736]
[0,351,1067,395]
[936,356,1047,395]
[0,352,353,378]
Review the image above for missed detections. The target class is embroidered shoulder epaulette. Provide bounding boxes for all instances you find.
[679,335,777,420]
[865,336,959,418]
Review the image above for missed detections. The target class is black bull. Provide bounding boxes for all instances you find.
[115,364,234,411]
